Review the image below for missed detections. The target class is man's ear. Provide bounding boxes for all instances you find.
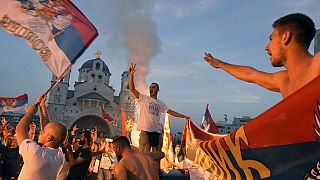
[282,31,292,45]
[47,135,54,142]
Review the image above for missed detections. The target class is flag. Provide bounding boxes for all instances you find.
[99,106,117,127]
[0,0,98,78]
[120,106,127,136]
[160,113,174,173]
[0,94,28,114]
[182,75,320,179]
[200,104,220,134]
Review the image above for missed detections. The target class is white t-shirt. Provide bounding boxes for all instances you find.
[18,139,65,180]
[137,94,169,133]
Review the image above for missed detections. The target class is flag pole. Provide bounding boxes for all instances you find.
[40,64,73,103]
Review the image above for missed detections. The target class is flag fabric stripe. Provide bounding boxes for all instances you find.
[182,75,320,179]
[61,0,98,46]
[53,25,86,62]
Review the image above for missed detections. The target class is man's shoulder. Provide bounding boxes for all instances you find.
[273,70,288,79]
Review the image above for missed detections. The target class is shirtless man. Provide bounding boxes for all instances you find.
[112,136,165,180]
[204,13,319,98]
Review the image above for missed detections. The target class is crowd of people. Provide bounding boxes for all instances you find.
[0,13,319,180]
[0,94,122,180]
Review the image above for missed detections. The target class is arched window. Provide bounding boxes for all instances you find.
[95,63,100,70]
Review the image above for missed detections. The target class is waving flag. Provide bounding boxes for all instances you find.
[182,76,320,179]
[99,106,117,127]
[0,0,98,78]
[0,94,28,114]
[200,104,220,134]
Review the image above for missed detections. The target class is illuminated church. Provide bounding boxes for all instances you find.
[47,51,136,136]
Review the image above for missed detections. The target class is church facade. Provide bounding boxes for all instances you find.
[47,51,136,136]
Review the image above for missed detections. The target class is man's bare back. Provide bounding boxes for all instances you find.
[114,151,159,180]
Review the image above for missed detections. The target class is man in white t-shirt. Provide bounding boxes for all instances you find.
[129,63,190,153]
[15,98,67,180]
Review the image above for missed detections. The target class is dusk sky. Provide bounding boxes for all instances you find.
[0,0,319,133]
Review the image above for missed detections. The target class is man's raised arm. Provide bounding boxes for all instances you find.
[129,63,140,99]
[38,94,50,130]
[204,52,281,92]
[15,104,38,145]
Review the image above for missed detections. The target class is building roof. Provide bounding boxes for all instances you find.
[79,58,111,75]
[77,92,109,102]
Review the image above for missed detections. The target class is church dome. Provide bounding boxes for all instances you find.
[80,58,111,75]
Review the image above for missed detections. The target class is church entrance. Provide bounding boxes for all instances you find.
[71,115,112,137]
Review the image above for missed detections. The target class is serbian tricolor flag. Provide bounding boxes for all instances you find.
[0,0,98,78]
[0,94,28,114]
[200,104,220,134]
[99,106,117,127]
[182,76,320,179]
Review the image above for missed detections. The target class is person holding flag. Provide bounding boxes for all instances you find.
[15,95,67,180]
[129,63,190,153]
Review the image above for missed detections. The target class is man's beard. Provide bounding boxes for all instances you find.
[272,47,286,67]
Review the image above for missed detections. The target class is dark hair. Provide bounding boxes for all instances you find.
[272,13,316,48]
[83,130,92,144]
[113,136,130,149]
[151,82,159,89]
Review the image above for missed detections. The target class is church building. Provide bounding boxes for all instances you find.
[47,51,136,136]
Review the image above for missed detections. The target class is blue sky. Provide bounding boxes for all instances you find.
[0,0,319,133]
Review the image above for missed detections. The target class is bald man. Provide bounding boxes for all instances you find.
[15,97,67,180]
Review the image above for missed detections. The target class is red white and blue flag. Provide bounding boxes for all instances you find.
[0,94,28,114]
[200,104,220,134]
[0,0,98,78]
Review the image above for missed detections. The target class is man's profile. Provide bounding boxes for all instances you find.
[204,13,319,98]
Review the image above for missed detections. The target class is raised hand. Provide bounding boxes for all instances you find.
[1,117,7,127]
[204,52,223,68]
[129,63,137,76]
[36,94,46,105]
[40,94,47,107]
[71,125,79,135]
[29,122,36,131]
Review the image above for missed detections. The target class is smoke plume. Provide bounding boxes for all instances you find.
[107,0,161,94]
